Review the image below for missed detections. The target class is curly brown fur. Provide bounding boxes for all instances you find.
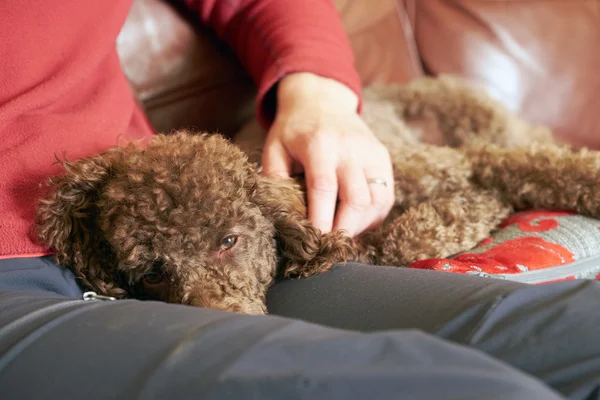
[37,75,600,315]
[37,149,127,298]
[360,189,512,265]
[37,132,354,314]
[361,75,554,149]
[235,75,600,271]
[468,143,600,216]
[360,78,600,266]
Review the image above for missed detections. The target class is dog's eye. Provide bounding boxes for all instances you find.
[220,235,238,251]
[143,272,164,285]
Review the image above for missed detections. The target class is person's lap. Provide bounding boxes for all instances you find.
[269,263,600,399]
[0,256,598,399]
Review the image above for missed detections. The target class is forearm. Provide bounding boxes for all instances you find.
[175,0,362,127]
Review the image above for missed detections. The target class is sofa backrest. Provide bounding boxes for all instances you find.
[117,0,599,147]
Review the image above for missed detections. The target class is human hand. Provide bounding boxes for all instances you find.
[261,72,395,237]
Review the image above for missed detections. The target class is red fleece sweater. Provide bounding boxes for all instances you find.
[0,0,361,259]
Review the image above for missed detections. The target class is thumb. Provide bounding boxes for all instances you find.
[261,137,293,180]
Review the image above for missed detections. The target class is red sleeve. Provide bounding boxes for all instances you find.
[178,0,362,129]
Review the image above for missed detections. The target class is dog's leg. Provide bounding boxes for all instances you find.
[359,189,512,266]
[468,143,600,218]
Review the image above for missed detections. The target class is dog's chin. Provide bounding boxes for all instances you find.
[188,296,267,315]
[238,302,268,316]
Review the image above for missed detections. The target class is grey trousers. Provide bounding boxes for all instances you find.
[1,256,599,400]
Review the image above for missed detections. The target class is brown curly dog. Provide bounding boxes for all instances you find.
[36,76,600,314]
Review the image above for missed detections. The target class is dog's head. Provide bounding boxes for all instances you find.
[36,131,353,314]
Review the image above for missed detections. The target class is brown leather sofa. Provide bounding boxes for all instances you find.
[116,0,599,148]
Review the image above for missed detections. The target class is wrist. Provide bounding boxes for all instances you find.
[277,72,360,114]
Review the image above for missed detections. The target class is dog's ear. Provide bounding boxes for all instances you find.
[36,148,128,298]
[250,175,356,278]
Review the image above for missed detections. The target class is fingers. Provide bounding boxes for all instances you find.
[304,152,339,234]
[334,163,395,236]
[361,164,395,231]
[263,131,340,233]
[261,137,292,180]
[333,164,372,236]
[261,114,395,237]
[302,137,395,237]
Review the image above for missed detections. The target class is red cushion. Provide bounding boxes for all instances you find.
[407,210,600,284]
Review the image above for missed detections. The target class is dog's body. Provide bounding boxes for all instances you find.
[37,76,600,314]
